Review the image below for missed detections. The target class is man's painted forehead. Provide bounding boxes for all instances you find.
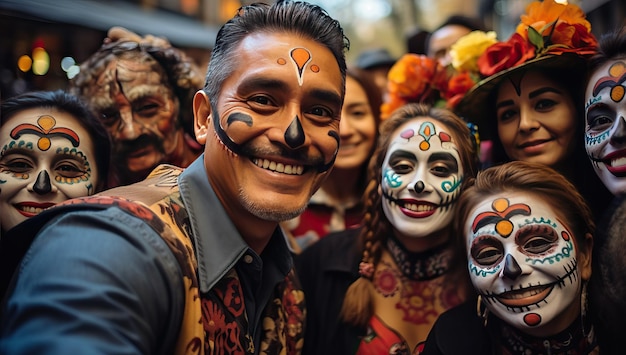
[274,47,323,86]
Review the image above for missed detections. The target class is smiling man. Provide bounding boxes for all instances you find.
[0,2,348,354]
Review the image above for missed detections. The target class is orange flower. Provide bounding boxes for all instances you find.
[546,22,598,55]
[516,0,591,40]
[382,54,448,119]
[443,71,476,109]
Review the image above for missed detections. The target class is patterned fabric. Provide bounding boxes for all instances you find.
[499,316,598,355]
[386,235,453,281]
[55,165,305,354]
[356,316,424,355]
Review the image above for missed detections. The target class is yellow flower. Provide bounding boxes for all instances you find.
[450,30,498,72]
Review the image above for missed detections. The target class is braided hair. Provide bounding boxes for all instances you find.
[340,103,479,326]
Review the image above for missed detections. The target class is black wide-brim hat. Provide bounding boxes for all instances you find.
[455,52,587,140]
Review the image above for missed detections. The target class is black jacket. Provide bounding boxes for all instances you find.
[294,227,365,354]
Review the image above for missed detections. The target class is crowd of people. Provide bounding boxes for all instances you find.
[0,0,625,354]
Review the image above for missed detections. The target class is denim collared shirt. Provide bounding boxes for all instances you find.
[1,156,295,354]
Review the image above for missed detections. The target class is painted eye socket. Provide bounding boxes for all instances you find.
[471,237,503,266]
[390,159,414,174]
[586,106,615,132]
[1,157,34,174]
[515,224,559,255]
[55,161,87,178]
[431,164,452,177]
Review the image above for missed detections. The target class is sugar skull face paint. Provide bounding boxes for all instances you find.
[197,32,343,222]
[466,192,582,335]
[0,109,99,232]
[381,118,463,239]
[585,60,626,195]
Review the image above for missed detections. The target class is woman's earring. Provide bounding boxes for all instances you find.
[476,295,489,327]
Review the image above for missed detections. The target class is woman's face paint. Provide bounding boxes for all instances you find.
[381,118,463,239]
[585,60,626,195]
[465,192,583,335]
[202,32,343,222]
[0,108,99,232]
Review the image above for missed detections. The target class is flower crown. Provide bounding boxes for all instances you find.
[380,31,498,120]
[468,0,596,81]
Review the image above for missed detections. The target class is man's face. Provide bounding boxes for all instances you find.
[86,55,181,182]
[381,118,464,239]
[585,60,626,195]
[0,109,98,232]
[196,32,343,222]
[466,192,586,336]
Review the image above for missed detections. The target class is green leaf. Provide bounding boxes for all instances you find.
[528,26,544,49]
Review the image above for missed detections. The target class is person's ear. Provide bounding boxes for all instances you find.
[580,232,594,281]
[193,90,211,145]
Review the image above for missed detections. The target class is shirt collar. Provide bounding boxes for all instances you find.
[178,155,293,293]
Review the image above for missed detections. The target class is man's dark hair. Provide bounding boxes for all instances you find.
[204,0,349,108]
[1,90,111,191]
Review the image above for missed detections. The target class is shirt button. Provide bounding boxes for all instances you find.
[244,255,253,264]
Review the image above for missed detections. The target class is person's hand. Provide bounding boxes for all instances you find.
[104,26,171,48]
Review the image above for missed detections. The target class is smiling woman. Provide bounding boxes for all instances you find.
[422,161,598,354]
[0,90,110,236]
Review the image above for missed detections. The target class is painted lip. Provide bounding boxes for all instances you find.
[602,149,626,176]
[14,202,57,217]
[496,284,553,308]
[397,199,437,218]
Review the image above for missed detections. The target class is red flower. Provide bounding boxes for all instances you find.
[478,33,536,77]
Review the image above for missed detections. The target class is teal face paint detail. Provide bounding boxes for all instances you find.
[526,240,574,265]
[585,95,602,110]
[469,260,500,277]
[585,130,609,146]
[2,140,35,156]
[441,175,462,193]
[518,217,557,229]
[418,121,436,141]
[384,168,402,188]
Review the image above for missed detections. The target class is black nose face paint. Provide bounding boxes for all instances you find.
[285,116,305,148]
[414,180,425,193]
[33,170,52,195]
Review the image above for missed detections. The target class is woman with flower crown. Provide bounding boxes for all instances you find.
[452,0,612,220]
[422,161,599,354]
[295,102,480,354]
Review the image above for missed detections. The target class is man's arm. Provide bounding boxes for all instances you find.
[0,207,184,355]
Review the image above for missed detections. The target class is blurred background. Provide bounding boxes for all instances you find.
[1,0,623,98]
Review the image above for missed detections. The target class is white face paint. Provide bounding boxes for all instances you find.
[585,60,626,195]
[0,109,99,232]
[465,192,582,335]
[381,118,463,239]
